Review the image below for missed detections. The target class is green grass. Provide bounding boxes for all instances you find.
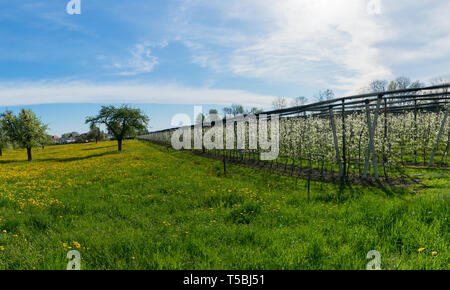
[0,140,448,269]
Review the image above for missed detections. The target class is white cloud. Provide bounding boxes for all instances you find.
[112,42,160,76]
[0,81,277,108]
[380,1,450,64]
[173,0,394,93]
[172,0,450,93]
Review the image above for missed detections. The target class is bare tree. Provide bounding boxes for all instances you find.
[272,97,288,110]
[430,77,449,103]
[290,96,308,107]
[223,103,245,116]
[316,89,335,102]
[368,80,388,93]
[430,76,449,93]
[410,80,425,88]
[395,77,411,90]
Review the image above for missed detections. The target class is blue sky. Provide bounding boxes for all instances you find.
[0,0,449,135]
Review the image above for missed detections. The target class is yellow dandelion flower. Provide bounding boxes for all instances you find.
[418,248,425,252]
[432,251,437,255]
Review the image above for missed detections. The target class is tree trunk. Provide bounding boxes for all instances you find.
[0,148,2,156]
[358,130,363,175]
[27,147,32,162]
[383,98,388,180]
[118,139,123,151]
[223,152,226,176]
[307,153,312,202]
[414,100,417,164]
[320,156,325,179]
[440,130,450,166]
[342,100,346,177]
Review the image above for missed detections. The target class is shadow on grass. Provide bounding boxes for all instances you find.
[390,167,427,187]
[312,180,412,204]
[81,144,117,151]
[0,151,119,164]
[369,181,410,197]
[139,141,425,202]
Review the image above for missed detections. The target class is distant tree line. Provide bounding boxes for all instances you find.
[60,124,107,145]
[215,77,432,115]
[193,106,265,125]
[367,76,425,93]
[269,76,448,111]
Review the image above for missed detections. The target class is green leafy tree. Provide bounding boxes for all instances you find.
[136,128,150,135]
[247,107,264,114]
[40,134,53,149]
[223,103,245,117]
[1,109,48,161]
[87,123,105,143]
[86,105,149,151]
[387,80,398,91]
[77,133,89,143]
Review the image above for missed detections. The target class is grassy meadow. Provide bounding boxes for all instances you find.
[0,140,448,269]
